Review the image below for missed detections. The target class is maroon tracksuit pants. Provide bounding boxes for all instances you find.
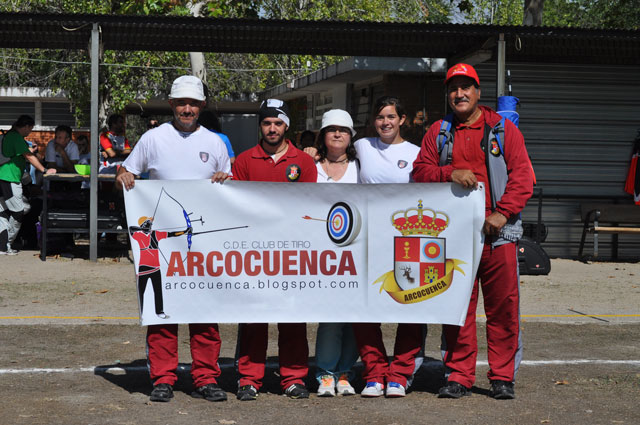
[441,242,522,388]
[237,323,308,391]
[352,323,424,387]
[147,323,222,387]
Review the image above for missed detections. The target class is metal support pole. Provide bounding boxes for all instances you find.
[496,33,506,101]
[89,23,100,261]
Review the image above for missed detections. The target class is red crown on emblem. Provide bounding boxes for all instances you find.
[391,199,449,236]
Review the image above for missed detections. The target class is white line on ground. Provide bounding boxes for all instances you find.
[2,359,639,375]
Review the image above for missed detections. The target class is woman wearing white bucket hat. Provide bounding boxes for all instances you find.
[314,109,360,184]
[313,109,360,397]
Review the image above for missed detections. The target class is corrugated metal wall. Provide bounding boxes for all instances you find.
[474,63,640,260]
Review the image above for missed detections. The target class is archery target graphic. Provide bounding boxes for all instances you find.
[326,201,362,246]
[420,238,445,263]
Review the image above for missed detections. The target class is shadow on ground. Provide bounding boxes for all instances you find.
[95,355,447,397]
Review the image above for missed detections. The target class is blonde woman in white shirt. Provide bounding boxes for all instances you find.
[314,109,360,397]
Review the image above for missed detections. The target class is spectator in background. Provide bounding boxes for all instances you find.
[0,115,55,255]
[76,135,91,190]
[45,125,79,173]
[147,118,160,130]
[99,114,131,174]
[198,110,235,165]
[298,130,316,150]
[76,135,91,165]
[403,110,428,146]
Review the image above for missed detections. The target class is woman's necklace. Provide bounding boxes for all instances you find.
[322,159,348,181]
[326,157,348,164]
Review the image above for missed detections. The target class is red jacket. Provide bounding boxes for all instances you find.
[412,106,534,219]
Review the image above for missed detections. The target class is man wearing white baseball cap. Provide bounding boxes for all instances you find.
[117,75,230,403]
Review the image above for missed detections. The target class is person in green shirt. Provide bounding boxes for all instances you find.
[0,115,55,255]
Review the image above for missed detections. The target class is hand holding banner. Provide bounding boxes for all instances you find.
[124,180,485,326]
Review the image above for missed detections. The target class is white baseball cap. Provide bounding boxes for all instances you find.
[169,75,205,101]
[320,109,356,137]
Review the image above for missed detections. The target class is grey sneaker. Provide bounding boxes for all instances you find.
[317,375,336,397]
[489,380,515,399]
[192,383,227,402]
[237,384,258,401]
[336,374,356,396]
[284,383,309,399]
[438,381,471,398]
[150,383,173,402]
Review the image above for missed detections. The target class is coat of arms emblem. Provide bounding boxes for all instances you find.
[373,200,465,304]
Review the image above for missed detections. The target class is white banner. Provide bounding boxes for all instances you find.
[123,180,485,326]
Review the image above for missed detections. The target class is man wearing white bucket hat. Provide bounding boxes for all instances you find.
[117,75,230,403]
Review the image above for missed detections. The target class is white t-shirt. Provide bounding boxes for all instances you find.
[45,139,80,167]
[354,137,420,183]
[315,160,360,183]
[122,123,231,180]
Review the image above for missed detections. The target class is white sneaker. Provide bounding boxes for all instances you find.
[0,249,17,256]
[361,381,384,397]
[336,374,356,396]
[317,375,335,397]
[385,382,406,397]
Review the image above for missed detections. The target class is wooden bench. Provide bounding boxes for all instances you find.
[578,203,640,259]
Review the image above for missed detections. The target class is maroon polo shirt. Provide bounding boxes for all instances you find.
[232,139,317,182]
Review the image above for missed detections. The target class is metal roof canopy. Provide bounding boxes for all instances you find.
[2,12,639,261]
[1,12,639,64]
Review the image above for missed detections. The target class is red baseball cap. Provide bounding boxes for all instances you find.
[445,63,480,86]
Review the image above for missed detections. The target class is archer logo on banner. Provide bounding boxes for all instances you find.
[374,199,466,304]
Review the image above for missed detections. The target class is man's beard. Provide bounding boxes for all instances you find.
[173,112,198,132]
[262,133,284,146]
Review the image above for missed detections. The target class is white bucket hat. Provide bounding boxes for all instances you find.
[169,75,205,101]
[321,109,356,137]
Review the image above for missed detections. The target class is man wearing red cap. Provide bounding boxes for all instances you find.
[412,63,534,399]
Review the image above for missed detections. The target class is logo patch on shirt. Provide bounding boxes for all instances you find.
[286,164,301,182]
[397,160,408,169]
[199,152,209,163]
[490,140,501,157]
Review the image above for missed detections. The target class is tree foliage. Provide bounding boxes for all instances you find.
[0,0,637,128]
[542,0,639,29]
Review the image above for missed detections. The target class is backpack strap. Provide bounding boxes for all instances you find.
[437,114,455,166]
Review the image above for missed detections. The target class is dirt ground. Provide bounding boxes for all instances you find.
[1,251,639,425]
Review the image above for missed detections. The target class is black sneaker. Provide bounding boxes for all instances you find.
[489,380,515,399]
[237,385,258,401]
[150,383,174,402]
[438,381,471,399]
[284,383,309,399]
[192,383,227,402]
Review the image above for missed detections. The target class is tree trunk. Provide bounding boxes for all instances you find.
[188,1,206,81]
[523,0,545,26]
